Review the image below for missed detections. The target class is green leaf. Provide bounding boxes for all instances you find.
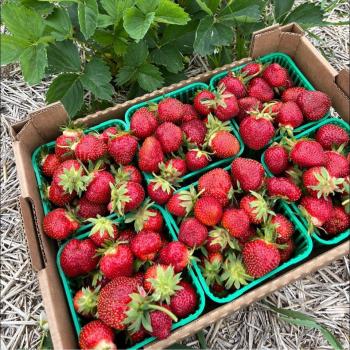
[97,14,114,28]
[19,43,48,84]
[92,30,114,47]
[150,45,184,73]
[47,40,81,73]
[283,3,325,28]
[45,7,73,40]
[113,28,129,56]
[78,0,98,39]
[100,0,135,27]
[136,0,160,13]
[207,0,220,12]
[116,66,136,85]
[46,73,84,117]
[19,0,54,15]
[267,305,316,321]
[0,35,28,65]
[155,0,190,25]
[320,327,344,350]
[196,330,207,349]
[137,63,164,91]
[273,0,294,20]
[194,16,233,56]
[123,7,155,41]
[80,58,114,100]
[195,0,213,15]
[162,70,186,85]
[124,40,149,67]
[219,1,261,24]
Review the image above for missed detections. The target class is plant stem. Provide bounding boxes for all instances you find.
[149,304,178,322]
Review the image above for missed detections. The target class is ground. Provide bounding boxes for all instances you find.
[1,4,349,349]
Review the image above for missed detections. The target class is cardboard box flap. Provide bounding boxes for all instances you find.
[336,68,350,97]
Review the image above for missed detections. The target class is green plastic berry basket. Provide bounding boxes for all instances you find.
[166,170,313,304]
[124,82,245,185]
[209,52,331,134]
[261,117,350,246]
[56,204,206,349]
[31,119,127,235]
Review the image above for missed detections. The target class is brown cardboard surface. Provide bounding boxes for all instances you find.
[11,23,350,349]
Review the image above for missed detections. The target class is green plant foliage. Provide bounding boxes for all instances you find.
[1,0,346,117]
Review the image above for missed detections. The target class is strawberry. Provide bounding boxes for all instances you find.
[231,158,265,192]
[270,214,294,243]
[114,165,142,184]
[324,151,350,178]
[240,192,274,224]
[182,104,198,118]
[149,307,173,340]
[108,133,138,165]
[299,196,333,229]
[290,140,325,168]
[266,177,301,201]
[200,252,223,287]
[237,97,262,123]
[315,124,349,150]
[47,181,76,206]
[322,206,350,235]
[147,177,174,205]
[179,217,208,248]
[143,264,169,292]
[138,136,164,173]
[134,272,145,286]
[269,101,283,114]
[100,126,118,143]
[297,90,331,121]
[60,238,98,277]
[85,170,115,204]
[131,230,162,261]
[247,77,274,102]
[276,101,303,129]
[170,280,197,318]
[109,181,145,216]
[193,90,216,115]
[198,168,233,206]
[87,216,119,246]
[262,63,288,88]
[55,126,83,161]
[281,87,306,103]
[264,144,289,175]
[118,228,136,243]
[218,72,247,98]
[41,153,61,177]
[75,134,107,162]
[77,196,108,219]
[213,90,239,121]
[279,239,295,262]
[128,328,147,344]
[285,74,294,88]
[155,122,182,153]
[185,149,210,171]
[221,209,250,240]
[79,320,116,350]
[242,239,281,278]
[130,107,158,139]
[43,208,79,240]
[205,236,222,253]
[166,187,198,217]
[209,131,240,159]
[73,287,99,318]
[194,196,223,226]
[163,158,187,178]
[221,253,252,289]
[241,62,263,77]
[158,98,185,123]
[159,241,190,272]
[181,119,207,146]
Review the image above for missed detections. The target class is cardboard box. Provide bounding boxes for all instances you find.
[12,23,349,349]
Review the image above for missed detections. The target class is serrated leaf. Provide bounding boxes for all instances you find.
[195,0,213,15]
[162,70,186,85]
[19,0,54,15]
[19,43,48,85]
[273,0,294,20]
[97,14,114,28]
[45,7,72,40]
[155,0,190,25]
[47,40,81,73]
[124,40,149,67]
[80,58,114,100]
[0,35,28,65]
[116,66,136,85]
[100,0,135,27]
[137,63,164,91]
[150,45,184,73]
[46,73,84,117]
[194,16,233,56]
[136,0,160,13]
[283,3,325,28]
[78,0,98,39]
[92,30,114,47]
[123,7,155,41]
[219,0,261,24]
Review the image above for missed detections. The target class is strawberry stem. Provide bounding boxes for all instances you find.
[148,304,178,322]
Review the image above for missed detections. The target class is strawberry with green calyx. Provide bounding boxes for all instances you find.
[207,227,241,251]
[178,217,208,248]
[100,126,118,144]
[264,143,289,176]
[264,214,294,244]
[138,136,165,173]
[302,166,344,199]
[247,77,274,102]
[266,177,301,202]
[166,186,200,217]
[193,90,216,115]
[41,151,61,178]
[55,123,84,161]
[170,280,197,318]
[201,251,223,287]
[204,113,231,138]
[296,90,331,121]
[90,270,110,288]
[143,264,169,292]
[241,62,263,77]
[237,96,263,124]
[185,149,211,171]
[46,181,76,207]
[73,286,100,318]
[324,150,350,178]
[205,236,222,253]
[322,206,350,236]
[221,253,253,290]
[74,134,107,163]
[79,320,116,350]
[130,107,158,139]
[159,160,187,183]
[159,241,192,272]
[217,72,247,99]
[147,175,175,205]
[276,101,303,134]
[315,124,349,150]
[112,164,142,184]
[181,119,207,146]
[130,230,162,261]
[194,196,223,226]
[125,199,163,232]
[108,131,138,165]
[87,216,119,247]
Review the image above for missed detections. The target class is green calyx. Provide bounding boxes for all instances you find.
[96,239,128,257]
[125,198,156,232]
[110,165,131,184]
[209,227,241,251]
[201,258,222,286]
[298,205,316,235]
[259,218,279,244]
[285,165,303,187]
[250,103,275,121]
[147,265,183,304]
[58,165,90,196]
[221,253,253,290]
[176,186,201,217]
[90,270,104,287]
[87,215,116,239]
[109,182,131,216]
[248,191,275,223]
[76,286,100,317]
[150,175,175,194]
[158,162,182,186]
[204,113,232,147]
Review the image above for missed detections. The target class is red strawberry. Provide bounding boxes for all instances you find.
[85,170,115,204]
[108,133,138,165]
[281,87,306,103]
[158,98,185,123]
[214,92,239,121]
[239,192,274,224]
[241,62,263,76]
[41,153,61,177]
[218,72,247,98]
[237,97,262,123]
[182,104,198,118]
[77,196,108,219]
[138,136,164,173]
[271,214,294,243]
[159,241,190,272]
[181,119,207,146]
[163,158,187,178]
[166,187,198,217]
[315,124,349,150]
[179,217,208,248]
[297,90,331,121]
[118,229,136,243]
[290,140,325,168]
[170,281,197,318]
[262,63,288,88]
[247,77,274,102]
[79,320,116,350]
[88,216,119,246]
[221,208,250,240]
[134,272,145,287]
[231,158,265,192]
[73,287,99,318]
[155,122,182,153]
[43,208,79,240]
[149,307,173,340]
[194,196,223,226]
[205,236,222,253]
[128,328,147,343]
[300,196,333,228]
[114,165,142,184]
[143,264,169,292]
[130,107,158,139]
[209,131,240,159]
[55,127,83,161]
[264,144,289,175]
[147,177,174,205]
[193,90,216,115]
[266,177,301,201]
[276,101,303,129]
[324,151,350,178]
[47,181,76,206]
[270,101,283,114]
[100,126,118,143]
[242,239,281,278]
[185,149,210,171]
[75,134,107,162]
[323,206,350,235]
[279,239,295,262]
[60,238,98,277]
[131,230,162,261]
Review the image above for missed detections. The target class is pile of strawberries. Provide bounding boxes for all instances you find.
[59,202,199,349]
